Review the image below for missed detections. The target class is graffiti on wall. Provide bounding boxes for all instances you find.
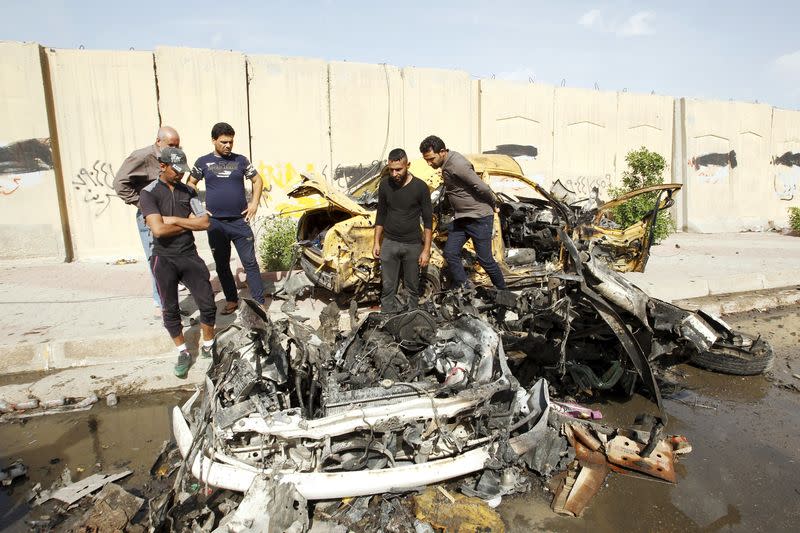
[483,144,539,159]
[72,161,118,216]
[689,150,737,184]
[562,174,612,196]
[0,138,53,195]
[334,160,386,191]
[256,161,328,215]
[772,151,800,201]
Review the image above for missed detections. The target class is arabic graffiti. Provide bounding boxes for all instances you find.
[562,175,612,196]
[72,161,117,216]
[772,151,800,201]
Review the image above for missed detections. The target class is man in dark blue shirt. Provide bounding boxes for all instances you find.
[188,122,265,314]
[373,148,433,312]
[139,147,217,379]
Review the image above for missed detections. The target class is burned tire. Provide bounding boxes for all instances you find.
[419,266,442,302]
[689,336,775,376]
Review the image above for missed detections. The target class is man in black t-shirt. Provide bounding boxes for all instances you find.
[373,148,433,313]
[139,147,217,379]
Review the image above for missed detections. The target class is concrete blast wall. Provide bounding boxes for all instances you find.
[768,108,800,223]
[402,67,479,158]
[247,55,331,216]
[46,48,159,260]
[328,61,405,190]
[0,42,65,259]
[683,99,776,232]
[155,47,250,165]
[4,41,800,261]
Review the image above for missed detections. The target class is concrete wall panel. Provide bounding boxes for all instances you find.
[247,55,331,215]
[616,92,674,184]
[768,108,800,224]
[328,61,404,190]
[479,79,555,188]
[402,67,477,156]
[46,49,159,259]
[0,42,65,259]
[155,47,249,165]
[553,88,618,197]
[684,99,773,232]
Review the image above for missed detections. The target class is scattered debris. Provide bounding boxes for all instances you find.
[0,460,28,486]
[0,393,101,422]
[36,470,132,505]
[73,483,144,532]
[414,486,506,532]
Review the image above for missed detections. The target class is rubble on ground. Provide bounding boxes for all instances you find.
[153,228,773,531]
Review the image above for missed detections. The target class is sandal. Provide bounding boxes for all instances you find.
[220,301,239,315]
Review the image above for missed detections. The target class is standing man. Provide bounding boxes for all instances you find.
[188,122,266,314]
[139,147,217,379]
[419,135,506,290]
[114,126,180,314]
[373,148,433,312]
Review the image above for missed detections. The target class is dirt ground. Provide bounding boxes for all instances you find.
[1,307,799,532]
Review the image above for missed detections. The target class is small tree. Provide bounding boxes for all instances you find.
[789,207,800,232]
[259,217,298,272]
[608,147,676,243]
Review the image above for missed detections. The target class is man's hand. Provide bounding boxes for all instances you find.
[373,243,381,259]
[241,201,259,222]
[162,216,177,225]
[418,249,430,267]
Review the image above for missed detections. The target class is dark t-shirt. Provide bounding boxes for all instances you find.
[139,179,206,256]
[375,175,433,244]
[190,152,258,218]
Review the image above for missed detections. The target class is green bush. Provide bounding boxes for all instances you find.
[790,207,800,232]
[608,146,676,243]
[259,217,298,271]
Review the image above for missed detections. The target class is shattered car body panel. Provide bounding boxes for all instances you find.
[287,154,682,301]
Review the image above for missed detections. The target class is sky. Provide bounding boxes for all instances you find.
[3,0,799,110]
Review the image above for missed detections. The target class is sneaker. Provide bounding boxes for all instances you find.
[200,344,213,359]
[174,350,191,379]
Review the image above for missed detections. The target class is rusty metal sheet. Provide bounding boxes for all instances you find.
[606,435,676,483]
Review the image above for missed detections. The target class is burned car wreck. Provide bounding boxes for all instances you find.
[167,221,774,530]
[286,154,682,303]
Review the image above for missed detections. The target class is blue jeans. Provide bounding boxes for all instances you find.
[443,215,506,289]
[208,217,265,305]
[136,209,161,307]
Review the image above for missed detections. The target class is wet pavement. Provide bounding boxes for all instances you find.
[0,392,188,532]
[1,307,799,532]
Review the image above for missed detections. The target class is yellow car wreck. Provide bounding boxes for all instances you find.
[284,154,681,303]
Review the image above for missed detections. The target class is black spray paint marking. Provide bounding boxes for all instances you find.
[72,161,118,216]
[690,150,737,170]
[772,152,800,167]
[335,160,386,190]
[483,144,538,158]
[0,138,53,175]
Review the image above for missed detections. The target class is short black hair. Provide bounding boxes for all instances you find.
[387,148,407,162]
[211,122,235,139]
[419,135,446,154]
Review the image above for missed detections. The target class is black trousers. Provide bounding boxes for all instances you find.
[151,254,216,338]
[380,238,422,313]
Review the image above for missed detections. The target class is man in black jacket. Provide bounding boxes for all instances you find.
[373,148,433,313]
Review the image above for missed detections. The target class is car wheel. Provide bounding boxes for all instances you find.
[689,335,775,376]
[419,266,441,303]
